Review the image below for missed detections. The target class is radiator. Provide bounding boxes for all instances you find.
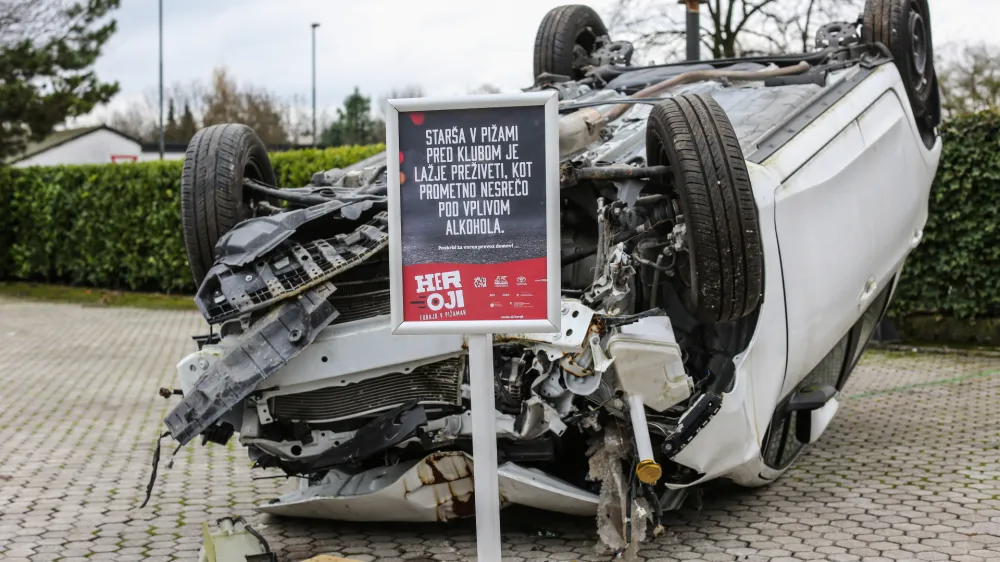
[329,278,390,324]
[270,358,464,422]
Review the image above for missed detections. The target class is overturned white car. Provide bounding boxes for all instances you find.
[160,0,941,553]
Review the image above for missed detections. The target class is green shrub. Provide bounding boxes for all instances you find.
[270,145,384,187]
[2,111,999,322]
[890,110,1000,320]
[0,145,384,294]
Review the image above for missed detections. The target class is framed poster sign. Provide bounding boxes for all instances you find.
[386,92,560,335]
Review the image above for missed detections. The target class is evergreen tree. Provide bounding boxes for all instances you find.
[0,0,121,161]
[178,103,199,142]
[164,99,180,142]
[320,87,378,147]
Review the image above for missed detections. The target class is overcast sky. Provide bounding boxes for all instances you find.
[81,0,995,126]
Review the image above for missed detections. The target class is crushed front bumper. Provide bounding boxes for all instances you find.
[256,451,598,522]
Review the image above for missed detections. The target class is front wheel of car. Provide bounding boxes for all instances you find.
[180,123,278,287]
[645,93,764,324]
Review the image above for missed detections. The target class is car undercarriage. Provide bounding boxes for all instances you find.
[156,0,941,556]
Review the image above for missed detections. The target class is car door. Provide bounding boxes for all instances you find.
[855,90,937,295]
[773,118,875,397]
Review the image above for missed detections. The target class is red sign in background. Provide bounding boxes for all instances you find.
[402,258,548,322]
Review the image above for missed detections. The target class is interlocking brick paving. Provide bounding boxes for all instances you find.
[0,297,997,561]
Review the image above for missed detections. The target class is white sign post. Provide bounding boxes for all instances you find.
[385,92,560,562]
[468,332,502,556]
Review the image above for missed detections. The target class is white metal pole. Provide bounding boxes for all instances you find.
[311,23,319,147]
[468,333,502,562]
[158,0,164,160]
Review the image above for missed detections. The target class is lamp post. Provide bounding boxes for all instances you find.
[311,22,320,147]
[158,0,164,159]
[679,0,705,61]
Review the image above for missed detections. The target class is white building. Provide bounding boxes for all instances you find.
[7,125,186,167]
[7,125,314,168]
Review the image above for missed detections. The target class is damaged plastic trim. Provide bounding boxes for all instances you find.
[164,283,339,445]
[196,211,389,324]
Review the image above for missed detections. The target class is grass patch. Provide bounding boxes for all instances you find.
[0,282,196,311]
[849,367,1000,400]
[891,314,1000,347]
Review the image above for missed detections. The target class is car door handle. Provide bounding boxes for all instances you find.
[860,277,877,307]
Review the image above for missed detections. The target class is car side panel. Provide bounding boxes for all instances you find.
[772,120,874,397]
[762,63,941,399]
[855,91,940,296]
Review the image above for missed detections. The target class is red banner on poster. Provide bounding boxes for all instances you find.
[402,257,548,322]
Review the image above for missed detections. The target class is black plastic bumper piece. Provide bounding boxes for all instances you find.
[164,283,339,446]
[660,392,724,458]
[195,211,388,324]
[295,400,429,473]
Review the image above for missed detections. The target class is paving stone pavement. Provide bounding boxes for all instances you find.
[0,297,998,562]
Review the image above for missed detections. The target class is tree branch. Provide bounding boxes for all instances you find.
[733,0,779,36]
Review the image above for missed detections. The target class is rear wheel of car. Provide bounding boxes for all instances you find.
[180,123,278,286]
[862,0,938,126]
[533,4,609,81]
[646,93,764,324]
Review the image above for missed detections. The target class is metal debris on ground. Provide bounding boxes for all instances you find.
[199,516,275,562]
[587,423,650,560]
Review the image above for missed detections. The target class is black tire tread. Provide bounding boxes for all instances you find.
[180,123,276,286]
[646,94,763,323]
[861,0,936,121]
[533,4,608,80]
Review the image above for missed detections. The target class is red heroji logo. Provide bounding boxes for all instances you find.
[413,270,466,312]
[403,259,547,322]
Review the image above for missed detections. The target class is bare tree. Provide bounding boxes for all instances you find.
[279,93,312,145]
[0,0,81,47]
[199,67,287,144]
[469,83,503,95]
[607,0,859,62]
[102,67,322,146]
[105,95,158,141]
[365,84,427,144]
[201,68,243,126]
[376,84,426,119]
[937,42,1000,118]
[163,79,206,123]
[101,76,210,143]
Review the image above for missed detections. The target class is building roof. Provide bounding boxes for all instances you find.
[138,141,317,154]
[7,123,329,164]
[7,125,141,164]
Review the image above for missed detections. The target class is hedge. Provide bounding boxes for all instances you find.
[0,145,384,294]
[1,111,999,321]
[889,110,1000,320]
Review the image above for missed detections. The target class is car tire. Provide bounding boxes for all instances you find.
[533,4,609,81]
[646,93,764,324]
[180,123,278,287]
[862,0,939,127]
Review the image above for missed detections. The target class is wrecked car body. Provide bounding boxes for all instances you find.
[162,0,941,554]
